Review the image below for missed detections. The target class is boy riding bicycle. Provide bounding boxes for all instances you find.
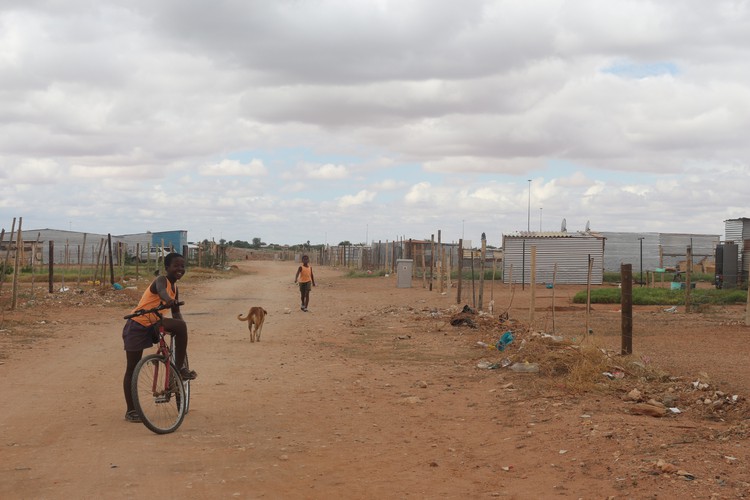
[121,252,197,423]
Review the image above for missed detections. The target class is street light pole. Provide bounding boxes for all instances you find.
[539,207,543,232]
[523,179,531,291]
[527,179,531,232]
[638,237,644,287]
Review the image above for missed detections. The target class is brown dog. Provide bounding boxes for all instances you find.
[237,307,267,342]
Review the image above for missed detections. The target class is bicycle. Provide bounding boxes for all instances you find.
[124,302,190,434]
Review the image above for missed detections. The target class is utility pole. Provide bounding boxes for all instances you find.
[638,237,644,286]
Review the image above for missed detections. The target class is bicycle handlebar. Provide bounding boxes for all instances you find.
[124,301,185,320]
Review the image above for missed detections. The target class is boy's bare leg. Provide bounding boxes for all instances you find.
[163,317,189,370]
[124,350,143,412]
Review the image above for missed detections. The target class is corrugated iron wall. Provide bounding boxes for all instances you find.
[725,219,744,243]
[502,234,604,284]
[600,231,720,271]
[18,229,117,264]
[600,232,660,272]
[724,219,750,282]
[659,233,718,269]
[15,230,162,264]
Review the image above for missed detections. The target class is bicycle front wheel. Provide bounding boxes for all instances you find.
[132,354,186,434]
[169,337,191,414]
[182,352,191,414]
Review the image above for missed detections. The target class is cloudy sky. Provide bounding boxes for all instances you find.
[1,1,748,247]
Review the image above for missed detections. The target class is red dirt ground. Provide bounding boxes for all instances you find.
[1,259,750,499]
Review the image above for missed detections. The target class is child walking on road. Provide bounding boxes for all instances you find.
[294,254,315,312]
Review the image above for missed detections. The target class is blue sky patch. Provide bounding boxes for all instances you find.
[602,61,679,79]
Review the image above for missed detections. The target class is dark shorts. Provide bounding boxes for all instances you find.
[122,319,158,352]
[299,281,312,292]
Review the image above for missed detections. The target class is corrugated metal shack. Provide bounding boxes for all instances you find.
[724,217,750,282]
[9,229,188,264]
[15,229,126,265]
[659,233,719,270]
[600,232,719,272]
[600,232,660,272]
[502,231,604,285]
[724,218,750,244]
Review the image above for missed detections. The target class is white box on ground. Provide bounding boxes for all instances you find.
[396,259,413,288]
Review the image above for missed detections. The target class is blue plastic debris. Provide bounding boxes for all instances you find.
[495,331,514,351]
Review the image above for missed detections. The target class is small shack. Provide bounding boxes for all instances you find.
[725,217,750,284]
[502,230,605,285]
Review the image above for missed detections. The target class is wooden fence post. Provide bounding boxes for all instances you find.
[107,234,114,285]
[479,233,486,310]
[31,233,40,296]
[77,233,87,288]
[585,255,593,341]
[456,239,463,303]
[48,240,54,293]
[11,217,22,309]
[529,245,536,326]
[685,246,692,312]
[429,234,434,292]
[552,263,558,332]
[437,230,443,293]
[621,263,633,355]
[0,217,16,295]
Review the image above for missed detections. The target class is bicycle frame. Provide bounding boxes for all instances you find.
[150,320,175,402]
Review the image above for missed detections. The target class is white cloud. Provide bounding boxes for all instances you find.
[69,165,134,179]
[6,159,63,184]
[371,179,407,190]
[280,182,307,193]
[338,190,376,208]
[307,163,349,180]
[200,159,267,177]
[404,182,433,204]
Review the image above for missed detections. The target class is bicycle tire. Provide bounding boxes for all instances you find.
[182,352,191,414]
[169,338,191,415]
[132,354,186,434]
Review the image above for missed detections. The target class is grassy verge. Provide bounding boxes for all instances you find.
[603,271,714,283]
[573,287,746,305]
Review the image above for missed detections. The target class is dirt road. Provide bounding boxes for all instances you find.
[2,260,750,499]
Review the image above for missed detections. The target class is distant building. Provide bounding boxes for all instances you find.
[120,230,188,257]
[10,229,188,264]
[502,230,605,285]
[14,229,122,265]
[600,232,719,272]
[724,217,750,283]
[724,218,750,244]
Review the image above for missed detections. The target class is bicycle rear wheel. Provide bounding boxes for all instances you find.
[132,354,186,434]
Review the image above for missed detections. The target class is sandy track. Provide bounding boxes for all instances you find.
[2,260,750,498]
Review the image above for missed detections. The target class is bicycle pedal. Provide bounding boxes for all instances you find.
[154,394,171,403]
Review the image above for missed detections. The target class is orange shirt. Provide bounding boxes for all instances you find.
[131,279,177,327]
[298,265,313,283]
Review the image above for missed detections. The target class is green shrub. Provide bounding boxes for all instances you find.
[604,271,714,283]
[573,287,747,306]
[346,269,388,278]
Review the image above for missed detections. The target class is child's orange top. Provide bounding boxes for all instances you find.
[131,279,177,326]
[298,265,313,283]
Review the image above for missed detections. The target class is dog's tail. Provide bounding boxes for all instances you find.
[237,313,249,321]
